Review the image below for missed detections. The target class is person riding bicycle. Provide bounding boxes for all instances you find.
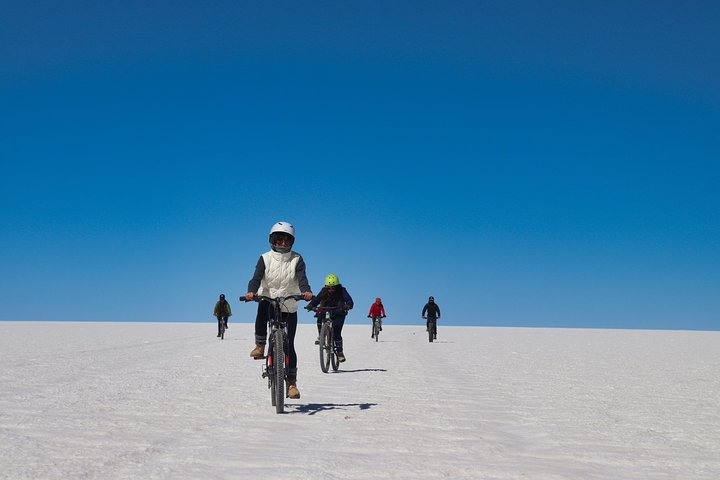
[306,273,353,362]
[368,297,386,337]
[245,222,313,399]
[422,296,441,340]
[213,293,232,337]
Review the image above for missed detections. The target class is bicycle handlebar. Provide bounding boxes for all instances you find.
[240,294,308,304]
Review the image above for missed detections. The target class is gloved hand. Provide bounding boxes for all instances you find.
[382,315,386,318]
[422,316,426,319]
[343,304,351,311]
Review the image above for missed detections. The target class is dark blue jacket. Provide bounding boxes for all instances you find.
[307,284,354,318]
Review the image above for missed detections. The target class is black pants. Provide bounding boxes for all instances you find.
[255,300,299,381]
[217,316,228,335]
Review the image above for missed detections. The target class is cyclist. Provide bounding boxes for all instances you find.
[368,297,386,337]
[306,273,353,362]
[213,293,232,337]
[422,296,441,340]
[244,221,313,399]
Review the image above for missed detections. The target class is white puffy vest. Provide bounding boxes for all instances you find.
[259,250,302,313]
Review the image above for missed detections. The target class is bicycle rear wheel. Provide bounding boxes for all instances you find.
[319,323,331,373]
[274,329,286,413]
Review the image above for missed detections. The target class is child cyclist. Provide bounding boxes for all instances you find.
[245,221,313,399]
[368,297,386,337]
[306,274,353,362]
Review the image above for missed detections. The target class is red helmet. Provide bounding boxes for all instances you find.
[375,297,381,303]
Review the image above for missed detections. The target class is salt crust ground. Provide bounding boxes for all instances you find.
[1,321,719,479]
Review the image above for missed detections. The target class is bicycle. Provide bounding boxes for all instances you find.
[309,306,340,373]
[424,316,437,342]
[217,317,226,340]
[240,294,307,414]
[370,315,385,342]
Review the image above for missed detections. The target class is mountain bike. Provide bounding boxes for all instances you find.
[310,306,340,373]
[371,315,384,342]
[217,317,226,340]
[241,294,307,414]
[424,316,437,342]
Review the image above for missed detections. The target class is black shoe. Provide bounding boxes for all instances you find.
[217,334,221,337]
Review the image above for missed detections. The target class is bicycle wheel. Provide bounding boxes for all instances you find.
[319,323,331,373]
[274,328,285,413]
[428,322,434,342]
[220,322,225,340]
[373,318,380,342]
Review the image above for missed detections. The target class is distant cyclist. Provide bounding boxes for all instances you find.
[213,294,232,337]
[306,274,354,362]
[244,221,313,399]
[422,296,441,340]
[368,297,386,337]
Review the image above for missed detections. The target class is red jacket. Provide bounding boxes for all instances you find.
[369,303,385,317]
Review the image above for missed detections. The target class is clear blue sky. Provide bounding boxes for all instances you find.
[2,1,718,330]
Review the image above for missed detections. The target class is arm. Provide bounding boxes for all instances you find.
[306,288,324,309]
[294,256,313,299]
[246,256,266,296]
[422,304,428,317]
[213,302,219,317]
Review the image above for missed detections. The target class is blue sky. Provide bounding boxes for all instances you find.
[2,1,718,330]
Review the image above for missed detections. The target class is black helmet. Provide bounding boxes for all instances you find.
[429,296,434,301]
[219,294,225,299]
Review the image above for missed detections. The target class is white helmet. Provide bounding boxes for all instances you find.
[269,222,295,252]
[269,221,295,238]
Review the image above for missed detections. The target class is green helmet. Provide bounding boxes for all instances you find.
[324,273,339,287]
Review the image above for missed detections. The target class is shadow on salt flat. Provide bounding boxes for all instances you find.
[289,402,378,415]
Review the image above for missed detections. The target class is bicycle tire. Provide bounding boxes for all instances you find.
[331,337,339,372]
[220,323,225,340]
[428,321,434,342]
[373,318,380,342]
[319,322,331,373]
[274,328,285,413]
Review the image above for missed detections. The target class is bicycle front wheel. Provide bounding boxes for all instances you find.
[319,323,331,373]
[274,329,286,413]
[373,319,380,342]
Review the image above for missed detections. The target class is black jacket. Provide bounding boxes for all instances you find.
[422,302,441,319]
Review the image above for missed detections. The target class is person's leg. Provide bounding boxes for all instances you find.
[284,311,301,398]
[285,312,299,380]
[250,301,270,357]
[333,314,346,358]
[254,301,270,345]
